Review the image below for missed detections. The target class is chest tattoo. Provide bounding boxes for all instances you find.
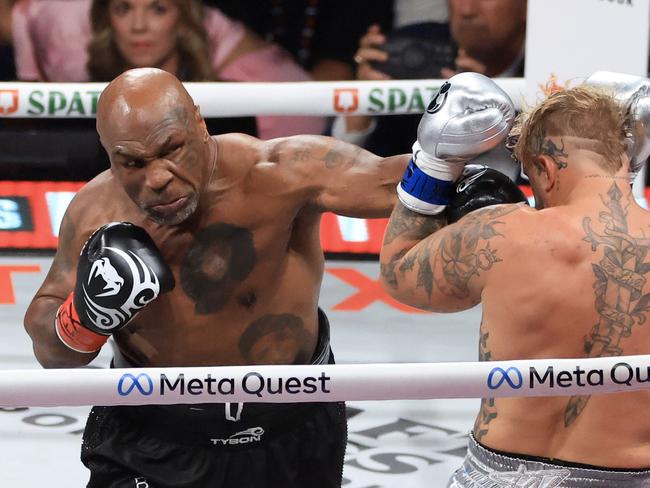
[180,223,257,314]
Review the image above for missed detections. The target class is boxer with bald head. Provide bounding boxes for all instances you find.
[380,75,650,486]
[23,67,411,488]
[24,68,527,486]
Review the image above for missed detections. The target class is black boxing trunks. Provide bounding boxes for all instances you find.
[81,309,347,488]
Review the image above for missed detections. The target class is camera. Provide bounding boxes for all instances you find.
[371,33,457,79]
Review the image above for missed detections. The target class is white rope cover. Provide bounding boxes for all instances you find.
[1,354,649,407]
[0,78,526,118]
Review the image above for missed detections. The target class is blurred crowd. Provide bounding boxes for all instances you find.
[0,0,526,167]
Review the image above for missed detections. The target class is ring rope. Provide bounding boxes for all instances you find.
[1,354,649,407]
[0,78,526,118]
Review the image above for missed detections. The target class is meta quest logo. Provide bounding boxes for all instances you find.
[487,362,650,391]
[118,373,154,396]
[117,371,332,398]
[487,367,523,390]
[117,362,650,398]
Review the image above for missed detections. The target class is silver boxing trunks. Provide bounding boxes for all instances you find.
[447,433,650,487]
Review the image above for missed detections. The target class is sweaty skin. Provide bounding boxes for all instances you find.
[24,68,407,368]
[380,138,650,469]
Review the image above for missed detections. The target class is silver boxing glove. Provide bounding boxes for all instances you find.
[397,72,515,215]
[584,71,650,181]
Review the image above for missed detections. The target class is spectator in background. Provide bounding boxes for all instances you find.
[0,0,16,80]
[11,0,326,139]
[205,0,393,81]
[332,0,526,180]
[87,0,218,82]
[442,0,525,78]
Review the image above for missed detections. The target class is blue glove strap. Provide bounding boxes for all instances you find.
[399,159,455,206]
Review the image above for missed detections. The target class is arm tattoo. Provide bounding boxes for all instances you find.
[541,138,568,170]
[431,205,520,300]
[291,149,311,164]
[385,239,436,297]
[381,205,445,292]
[383,205,446,246]
[474,321,497,441]
[322,148,345,168]
[181,223,257,315]
[415,239,436,297]
[383,204,520,301]
[319,141,363,169]
[380,249,407,289]
[565,183,650,426]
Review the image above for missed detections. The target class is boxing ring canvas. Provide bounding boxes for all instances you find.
[0,255,480,487]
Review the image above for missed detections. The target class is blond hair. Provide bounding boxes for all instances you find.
[87,0,215,82]
[510,86,631,173]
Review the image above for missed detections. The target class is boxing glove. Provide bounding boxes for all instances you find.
[584,71,650,181]
[397,72,515,215]
[447,164,528,224]
[55,222,175,353]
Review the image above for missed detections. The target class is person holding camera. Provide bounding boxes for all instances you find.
[332,0,526,164]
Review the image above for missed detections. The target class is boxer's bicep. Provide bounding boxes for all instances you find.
[275,136,405,215]
[380,204,514,312]
[297,137,406,217]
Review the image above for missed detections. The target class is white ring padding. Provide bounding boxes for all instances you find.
[1,355,649,407]
[0,78,525,118]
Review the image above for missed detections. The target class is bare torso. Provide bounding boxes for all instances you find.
[477,192,650,467]
[69,134,327,367]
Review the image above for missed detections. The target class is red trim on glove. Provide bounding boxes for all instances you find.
[55,293,108,353]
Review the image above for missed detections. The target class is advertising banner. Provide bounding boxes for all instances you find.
[2,354,650,407]
[0,79,527,118]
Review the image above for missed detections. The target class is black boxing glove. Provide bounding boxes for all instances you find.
[447,164,528,224]
[55,222,175,353]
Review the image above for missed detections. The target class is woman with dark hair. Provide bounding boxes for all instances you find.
[11,0,326,139]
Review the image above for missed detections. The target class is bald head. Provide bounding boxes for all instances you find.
[97,68,197,139]
[97,68,214,227]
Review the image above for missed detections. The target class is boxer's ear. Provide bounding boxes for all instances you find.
[194,105,209,141]
[536,154,559,193]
